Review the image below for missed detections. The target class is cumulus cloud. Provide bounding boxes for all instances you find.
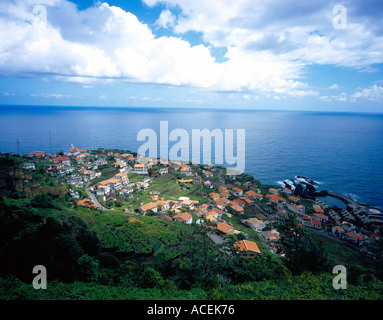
[143,0,383,68]
[156,9,176,29]
[1,0,382,100]
[319,92,348,102]
[319,85,383,103]
[350,85,383,102]
[0,0,316,97]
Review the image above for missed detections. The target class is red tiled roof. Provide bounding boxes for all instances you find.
[216,222,234,234]
[267,194,286,202]
[346,232,365,241]
[234,240,261,254]
[313,213,328,220]
[173,212,192,222]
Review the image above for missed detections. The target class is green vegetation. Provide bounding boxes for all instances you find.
[1,195,382,300]
[0,154,382,300]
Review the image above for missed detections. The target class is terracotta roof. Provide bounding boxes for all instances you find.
[233,198,245,205]
[245,190,262,198]
[114,172,127,177]
[231,204,244,212]
[297,212,310,220]
[216,222,234,234]
[214,197,226,204]
[220,192,231,198]
[267,194,286,202]
[333,226,345,233]
[313,213,328,220]
[56,157,70,161]
[346,232,365,241]
[29,151,46,157]
[311,219,322,226]
[234,240,261,254]
[206,215,217,222]
[287,204,300,211]
[179,179,194,183]
[140,202,158,212]
[210,207,223,214]
[313,205,324,213]
[173,212,192,222]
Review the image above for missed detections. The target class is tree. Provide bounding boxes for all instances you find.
[170,228,218,289]
[77,254,100,283]
[141,267,165,288]
[276,214,330,275]
[30,193,54,208]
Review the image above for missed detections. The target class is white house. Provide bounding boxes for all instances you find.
[159,168,168,175]
[133,163,148,174]
[204,180,213,189]
[173,212,193,225]
[181,199,195,210]
[21,163,35,171]
[139,202,158,214]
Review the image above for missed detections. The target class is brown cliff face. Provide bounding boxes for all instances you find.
[1,162,67,199]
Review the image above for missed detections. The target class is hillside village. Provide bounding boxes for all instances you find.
[16,145,383,257]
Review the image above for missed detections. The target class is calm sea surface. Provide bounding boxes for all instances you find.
[0,106,382,208]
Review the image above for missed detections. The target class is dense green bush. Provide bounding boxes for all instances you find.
[1,189,382,300]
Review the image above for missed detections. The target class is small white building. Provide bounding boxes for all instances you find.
[173,212,193,225]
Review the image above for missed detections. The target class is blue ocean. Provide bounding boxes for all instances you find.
[0,105,382,208]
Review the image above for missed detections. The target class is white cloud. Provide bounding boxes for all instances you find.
[350,85,383,102]
[30,93,74,99]
[319,92,347,102]
[144,0,383,68]
[319,85,383,103]
[2,0,382,102]
[156,9,176,29]
[0,0,321,98]
[142,97,162,101]
[329,83,340,90]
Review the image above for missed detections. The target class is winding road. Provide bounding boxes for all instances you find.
[85,182,109,211]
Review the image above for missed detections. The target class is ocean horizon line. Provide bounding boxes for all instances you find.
[1,104,383,116]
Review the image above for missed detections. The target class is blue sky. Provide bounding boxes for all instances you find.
[0,0,383,112]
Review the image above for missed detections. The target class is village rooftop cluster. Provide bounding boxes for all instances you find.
[19,146,383,258]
